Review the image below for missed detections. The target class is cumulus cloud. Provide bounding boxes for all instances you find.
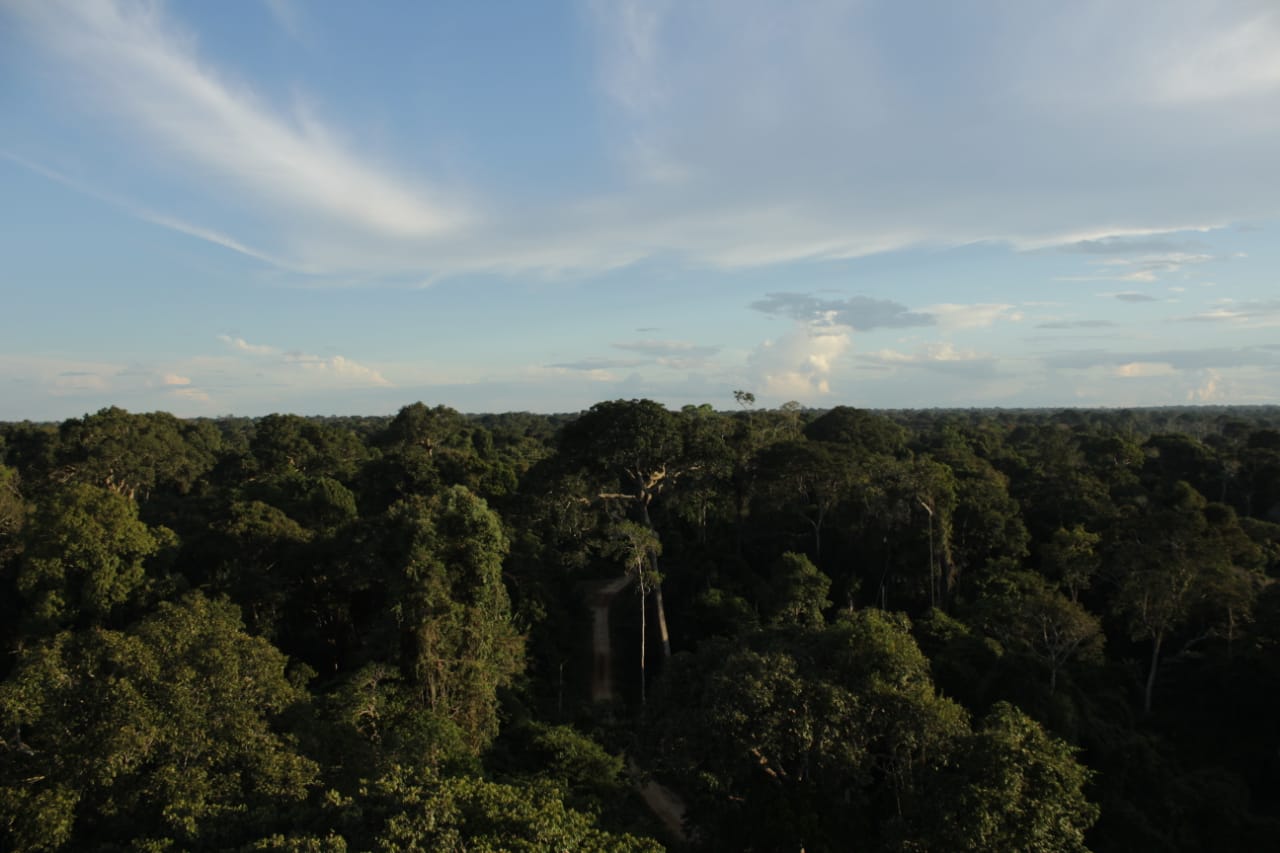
[748,324,852,400]
[1187,369,1225,402]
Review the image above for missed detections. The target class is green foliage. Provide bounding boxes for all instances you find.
[1042,524,1103,601]
[904,702,1098,852]
[6,403,1280,851]
[646,611,975,850]
[351,765,663,852]
[387,486,524,752]
[969,570,1103,693]
[765,551,831,628]
[487,721,630,818]
[324,663,477,780]
[14,482,163,630]
[803,406,908,456]
[55,407,218,500]
[0,594,318,850]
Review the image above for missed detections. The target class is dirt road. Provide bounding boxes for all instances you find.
[586,575,689,843]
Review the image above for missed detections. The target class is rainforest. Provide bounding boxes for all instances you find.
[2,401,1279,851]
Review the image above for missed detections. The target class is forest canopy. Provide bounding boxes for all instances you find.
[3,401,1280,851]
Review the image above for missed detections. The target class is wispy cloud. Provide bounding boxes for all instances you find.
[263,0,308,42]
[1057,250,1216,283]
[11,0,468,246]
[1179,298,1280,324]
[1146,8,1280,103]
[751,293,934,330]
[547,357,645,372]
[217,335,390,386]
[1057,235,1209,255]
[612,339,720,369]
[284,352,390,386]
[1036,319,1116,329]
[924,303,1023,330]
[217,334,278,356]
[862,342,997,375]
[1113,292,1160,303]
[1045,346,1280,371]
[8,0,1280,282]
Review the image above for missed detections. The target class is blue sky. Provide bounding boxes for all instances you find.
[3,0,1279,419]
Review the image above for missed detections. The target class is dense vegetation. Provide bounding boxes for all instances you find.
[2,400,1279,851]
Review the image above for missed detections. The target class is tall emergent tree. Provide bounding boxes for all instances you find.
[384,485,524,752]
[559,399,689,658]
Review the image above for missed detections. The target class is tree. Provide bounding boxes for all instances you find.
[0,594,318,850]
[14,483,164,633]
[1041,524,1102,603]
[353,765,663,852]
[970,571,1103,694]
[646,610,971,850]
[765,552,831,628]
[603,520,661,704]
[559,400,688,658]
[906,702,1098,852]
[54,407,217,501]
[385,486,524,752]
[1110,483,1260,714]
[755,440,857,559]
[803,406,908,456]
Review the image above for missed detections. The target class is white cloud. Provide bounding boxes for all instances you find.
[1187,369,1225,401]
[218,335,278,356]
[11,0,468,243]
[263,0,307,42]
[1148,9,1280,103]
[1180,298,1280,326]
[870,342,986,365]
[1114,361,1177,378]
[217,335,390,387]
[8,1,1280,281]
[284,352,390,387]
[161,373,191,386]
[168,386,211,402]
[924,304,1023,330]
[612,339,720,369]
[748,324,852,401]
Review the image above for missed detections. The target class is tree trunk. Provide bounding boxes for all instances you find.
[653,581,672,659]
[1143,632,1163,715]
[640,498,673,660]
[640,581,647,706]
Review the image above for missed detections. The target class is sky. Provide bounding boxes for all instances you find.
[2,0,1280,419]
